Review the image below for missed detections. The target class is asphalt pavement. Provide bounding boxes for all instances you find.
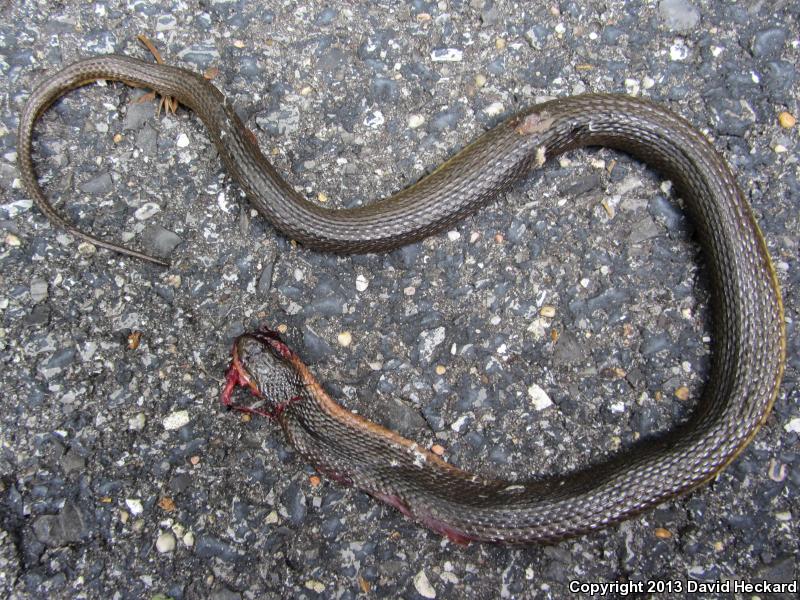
[1,1,798,598]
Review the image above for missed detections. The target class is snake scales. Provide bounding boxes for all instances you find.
[18,55,785,542]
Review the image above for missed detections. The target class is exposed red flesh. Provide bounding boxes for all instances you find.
[223,329,476,545]
[220,339,275,419]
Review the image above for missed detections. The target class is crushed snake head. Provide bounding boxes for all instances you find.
[222,329,304,421]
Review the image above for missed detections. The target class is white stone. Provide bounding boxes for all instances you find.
[669,39,689,61]
[128,413,146,431]
[414,570,436,598]
[125,498,144,515]
[156,531,176,553]
[134,202,161,220]
[408,114,425,128]
[364,111,385,128]
[305,581,325,593]
[163,410,190,431]
[527,384,553,410]
[483,102,504,116]
[784,417,800,433]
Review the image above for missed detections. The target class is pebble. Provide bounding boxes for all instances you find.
[751,27,787,59]
[123,100,154,131]
[539,305,556,318]
[624,78,640,96]
[315,7,337,24]
[408,114,425,128]
[654,527,673,539]
[125,499,144,516]
[783,417,800,433]
[194,535,240,562]
[552,331,585,366]
[136,124,157,155]
[383,398,430,437]
[30,278,48,303]
[155,14,177,31]
[778,111,796,128]
[446,230,460,241]
[657,0,700,32]
[418,327,446,363]
[522,26,542,49]
[483,102,505,116]
[527,383,553,411]
[337,331,352,347]
[134,202,161,221]
[413,570,436,598]
[258,258,275,294]
[629,217,661,243]
[302,326,332,362]
[305,580,325,593]
[257,104,301,135]
[0,199,32,219]
[641,333,670,355]
[176,133,190,148]
[669,39,689,61]
[355,274,369,291]
[370,77,398,102]
[176,45,220,66]
[156,531,176,553]
[364,110,385,128]
[61,448,85,474]
[80,172,113,194]
[708,97,755,136]
[78,241,97,257]
[46,347,76,371]
[430,48,462,62]
[430,108,461,131]
[163,410,190,431]
[33,502,89,546]
[128,413,147,431]
[141,225,182,257]
[282,482,307,525]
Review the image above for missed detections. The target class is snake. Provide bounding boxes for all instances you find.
[18,55,785,543]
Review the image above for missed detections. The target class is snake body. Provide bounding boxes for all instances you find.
[19,55,785,542]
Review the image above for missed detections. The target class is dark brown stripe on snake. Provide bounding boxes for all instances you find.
[19,55,785,543]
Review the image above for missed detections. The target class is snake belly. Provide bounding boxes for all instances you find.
[19,55,785,542]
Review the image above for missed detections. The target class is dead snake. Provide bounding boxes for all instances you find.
[18,55,785,543]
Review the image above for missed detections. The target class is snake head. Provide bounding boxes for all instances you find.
[221,329,304,420]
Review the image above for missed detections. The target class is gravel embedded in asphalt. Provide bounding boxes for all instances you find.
[1,1,798,598]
